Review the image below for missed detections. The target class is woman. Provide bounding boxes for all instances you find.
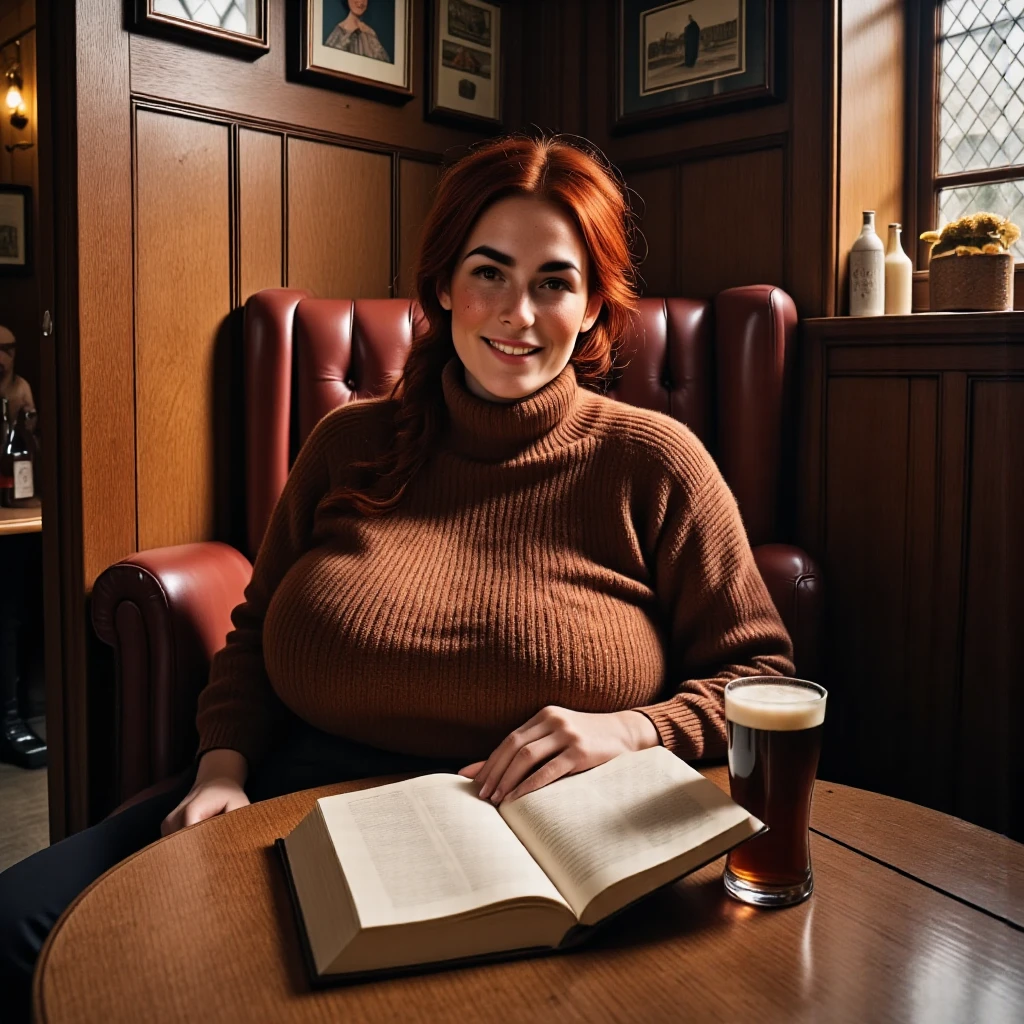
[0,135,792,1018]
[325,0,391,63]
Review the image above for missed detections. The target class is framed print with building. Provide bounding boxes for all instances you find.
[0,185,31,276]
[428,0,503,129]
[133,0,270,57]
[297,0,413,101]
[614,0,781,132]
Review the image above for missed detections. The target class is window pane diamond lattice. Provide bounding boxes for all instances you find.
[939,1,1024,174]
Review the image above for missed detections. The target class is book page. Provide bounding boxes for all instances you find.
[317,773,571,929]
[499,747,757,920]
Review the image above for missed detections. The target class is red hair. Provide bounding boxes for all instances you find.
[321,134,639,517]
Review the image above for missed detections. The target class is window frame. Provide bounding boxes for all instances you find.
[908,0,1024,269]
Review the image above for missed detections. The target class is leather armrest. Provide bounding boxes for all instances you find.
[752,543,823,681]
[92,541,253,805]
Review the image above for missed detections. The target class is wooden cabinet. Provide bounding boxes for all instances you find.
[800,314,1024,840]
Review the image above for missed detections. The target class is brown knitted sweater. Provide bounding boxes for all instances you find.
[196,359,794,768]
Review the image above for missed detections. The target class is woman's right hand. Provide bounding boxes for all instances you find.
[160,748,251,837]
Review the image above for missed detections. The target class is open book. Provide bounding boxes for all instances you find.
[277,746,761,984]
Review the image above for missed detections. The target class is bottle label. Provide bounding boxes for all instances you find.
[13,459,33,499]
[850,250,885,315]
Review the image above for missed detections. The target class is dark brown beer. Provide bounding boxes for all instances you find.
[724,680,826,905]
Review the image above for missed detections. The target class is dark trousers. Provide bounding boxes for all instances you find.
[0,718,464,1022]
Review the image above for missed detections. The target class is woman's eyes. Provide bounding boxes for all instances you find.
[470,266,571,291]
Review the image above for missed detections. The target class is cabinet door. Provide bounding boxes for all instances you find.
[955,379,1024,837]
[820,375,953,814]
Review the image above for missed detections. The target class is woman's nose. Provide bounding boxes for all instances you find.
[500,289,535,331]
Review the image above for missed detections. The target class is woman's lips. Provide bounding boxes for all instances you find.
[482,336,541,363]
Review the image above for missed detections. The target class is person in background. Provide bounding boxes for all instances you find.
[0,134,793,1021]
[0,325,34,424]
[325,0,391,63]
[0,323,45,770]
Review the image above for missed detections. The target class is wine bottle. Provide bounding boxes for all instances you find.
[1,400,34,507]
[0,398,14,503]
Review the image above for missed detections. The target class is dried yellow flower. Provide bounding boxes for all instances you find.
[920,212,1020,256]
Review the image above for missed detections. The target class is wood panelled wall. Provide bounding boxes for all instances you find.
[129,107,441,554]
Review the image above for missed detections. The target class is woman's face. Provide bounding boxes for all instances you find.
[347,0,368,15]
[438,196,603,403]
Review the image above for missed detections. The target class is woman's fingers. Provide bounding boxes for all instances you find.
[484,733,564,804]
[457,761,486,779]
[504,751,578,803]
[476,720,550,799]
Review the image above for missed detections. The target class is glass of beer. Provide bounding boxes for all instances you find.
[723,677,827,907]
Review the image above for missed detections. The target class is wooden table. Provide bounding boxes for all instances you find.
[34,767,1024,1023]
[0,500,41,535]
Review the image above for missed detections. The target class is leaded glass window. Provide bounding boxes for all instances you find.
[936,1,1024,260]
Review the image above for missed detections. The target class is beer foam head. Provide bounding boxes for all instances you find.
[725,681,826,731]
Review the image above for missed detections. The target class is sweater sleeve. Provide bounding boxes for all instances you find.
[632,440,795,760]
[193,419,334,768]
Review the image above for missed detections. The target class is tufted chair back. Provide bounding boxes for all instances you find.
[243,286,797,560]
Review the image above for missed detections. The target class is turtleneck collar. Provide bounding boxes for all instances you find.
[440,357,586,461]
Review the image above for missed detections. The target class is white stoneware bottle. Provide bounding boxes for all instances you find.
[849,211,885,316]
[884,223,913,315]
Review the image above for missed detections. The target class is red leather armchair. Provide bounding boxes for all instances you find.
[92,286,821,809]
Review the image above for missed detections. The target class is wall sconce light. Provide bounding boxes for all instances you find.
[4,41,28,130]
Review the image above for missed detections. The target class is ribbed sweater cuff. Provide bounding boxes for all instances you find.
[634,699,711,758]
[194,722,273,771]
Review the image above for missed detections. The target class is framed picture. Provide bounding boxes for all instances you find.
[0,186,31,276]
[297,0,413,102]
[132,0,270,57]
[614,0,782,132]
[428,0,503,129]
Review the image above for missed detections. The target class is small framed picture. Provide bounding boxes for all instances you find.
[0,186,31,276]
[428,0,503,129]
[297,0,413,102]
[614,0,781,132]
[132,0,270,57]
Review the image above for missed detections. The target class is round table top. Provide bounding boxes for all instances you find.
[34,766,1024,1024]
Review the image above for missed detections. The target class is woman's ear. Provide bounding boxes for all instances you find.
[580,293,603,334]
[437,281,452,311]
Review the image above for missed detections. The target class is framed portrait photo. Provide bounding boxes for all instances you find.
[428,0,503,129]
[614,0,782,132]
[297,0,413,101]
[132,0,270,57]
[0,186,31,276]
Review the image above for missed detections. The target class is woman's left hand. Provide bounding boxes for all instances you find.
[458,706,660,804]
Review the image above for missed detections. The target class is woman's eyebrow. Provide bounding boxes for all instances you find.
[462,245,580,275]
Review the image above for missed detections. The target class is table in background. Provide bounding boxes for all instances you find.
[0,500,41,536]
[34,766,1024,1023]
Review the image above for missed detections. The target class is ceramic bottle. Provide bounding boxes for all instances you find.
[884,223,913,315]
[849,211,885,316]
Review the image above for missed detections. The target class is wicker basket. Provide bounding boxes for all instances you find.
[929,251,1014,312]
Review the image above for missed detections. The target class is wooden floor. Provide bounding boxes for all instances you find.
[0,717,50,873]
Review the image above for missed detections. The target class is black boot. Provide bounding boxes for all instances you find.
[0,697,46,770]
